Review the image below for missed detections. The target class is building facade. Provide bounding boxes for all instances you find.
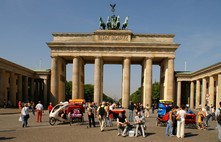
[175,62,221,109]
[0,58,50,107]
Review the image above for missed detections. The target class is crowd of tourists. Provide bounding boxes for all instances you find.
[17,100,221,141]
[85,100,221,140]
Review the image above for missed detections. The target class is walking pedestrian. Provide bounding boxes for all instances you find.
[97,101,107,131]
[35,101,44,122]
[215,101,221,142]
[21,103,30,128]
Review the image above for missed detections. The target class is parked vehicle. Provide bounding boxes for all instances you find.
[49,99,85,126]
[156,100,173,126]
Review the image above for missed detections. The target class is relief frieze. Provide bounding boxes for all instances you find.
[97,35,128,41]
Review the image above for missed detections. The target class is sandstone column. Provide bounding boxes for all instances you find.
[142,58,152,107]
[122,57,131,108]
[43,79,48,107]
[0,70,7,106]
[209,76,214,105]
[216,74,221,108]
[72,57,79,99]
[10,72,17,106]
[94,57,103,104]
[202,78,207,108]
[30,78,34,101]
[79,58,85,99]
[18,75,23,102]
[167,58,174,100]
[190,81,195,109]
[51,57,58,104]
[159,64,165,99]
[100,61,104,102]
[177,81,181,107]
[24,76,29,101]
[196,80,201,108]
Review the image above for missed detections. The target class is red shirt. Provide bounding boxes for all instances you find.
[48,105,53,111]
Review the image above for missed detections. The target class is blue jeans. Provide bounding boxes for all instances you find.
[166,120,173,136]
[22,115,27,127]
[128,110,133,122]
[218,123,221,141]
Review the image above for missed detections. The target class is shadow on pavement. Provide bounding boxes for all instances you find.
[184,132,198,138]
[0,130,16,132]
[0,137,15,140]
[146,132,155,136]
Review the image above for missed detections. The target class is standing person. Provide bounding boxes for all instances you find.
[166,107,173,137]
[134,112,146,137]
[48,102,53,113]
[21,103,30,128]
[202,104,210,128]
[87,103,96,128]
[18,101,22,111]
[144,104,150,118]
[97,101,106,132]
[109,102,115,126]
[197,108,205,130]
[128,101,134,122]
[3,99,6,108]
[30,102,35,116]
[151,103,155,114]
[215,102,221,142]
[35,101,44,122]
[172,106,179,135]
[176,105,186,138]
[211,105,215,121]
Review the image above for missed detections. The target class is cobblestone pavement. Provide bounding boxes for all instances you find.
[0,108,219,142]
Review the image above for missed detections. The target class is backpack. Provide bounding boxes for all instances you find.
[99,106,105,116]
[163,112,169,122]
[217,108,221,125]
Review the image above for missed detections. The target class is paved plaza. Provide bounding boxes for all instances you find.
[0,108,219,142]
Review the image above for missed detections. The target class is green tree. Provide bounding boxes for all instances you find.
[84,84,94,102]
[130,87,142,103]
[65,81,72,100]
[66,83,115,102]
[123,82,160,104]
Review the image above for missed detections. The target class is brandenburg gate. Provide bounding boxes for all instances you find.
[47,30,180,108]
[47,5,180,108]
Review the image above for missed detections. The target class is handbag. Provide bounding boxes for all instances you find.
[19,116,22,122]
[26,114,30,119]
[176,114,181,121]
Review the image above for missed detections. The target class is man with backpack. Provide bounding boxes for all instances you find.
[215,102,221,142]
[97,101,107,132]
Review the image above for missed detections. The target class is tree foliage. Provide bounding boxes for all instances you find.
[127,82,160,104]
[65,82,115,102]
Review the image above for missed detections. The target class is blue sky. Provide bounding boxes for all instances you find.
[0,0,221,100]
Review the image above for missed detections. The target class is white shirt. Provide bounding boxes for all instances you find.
[21,107,29,115]
[177,109,186,121]
[35,103,43,110]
